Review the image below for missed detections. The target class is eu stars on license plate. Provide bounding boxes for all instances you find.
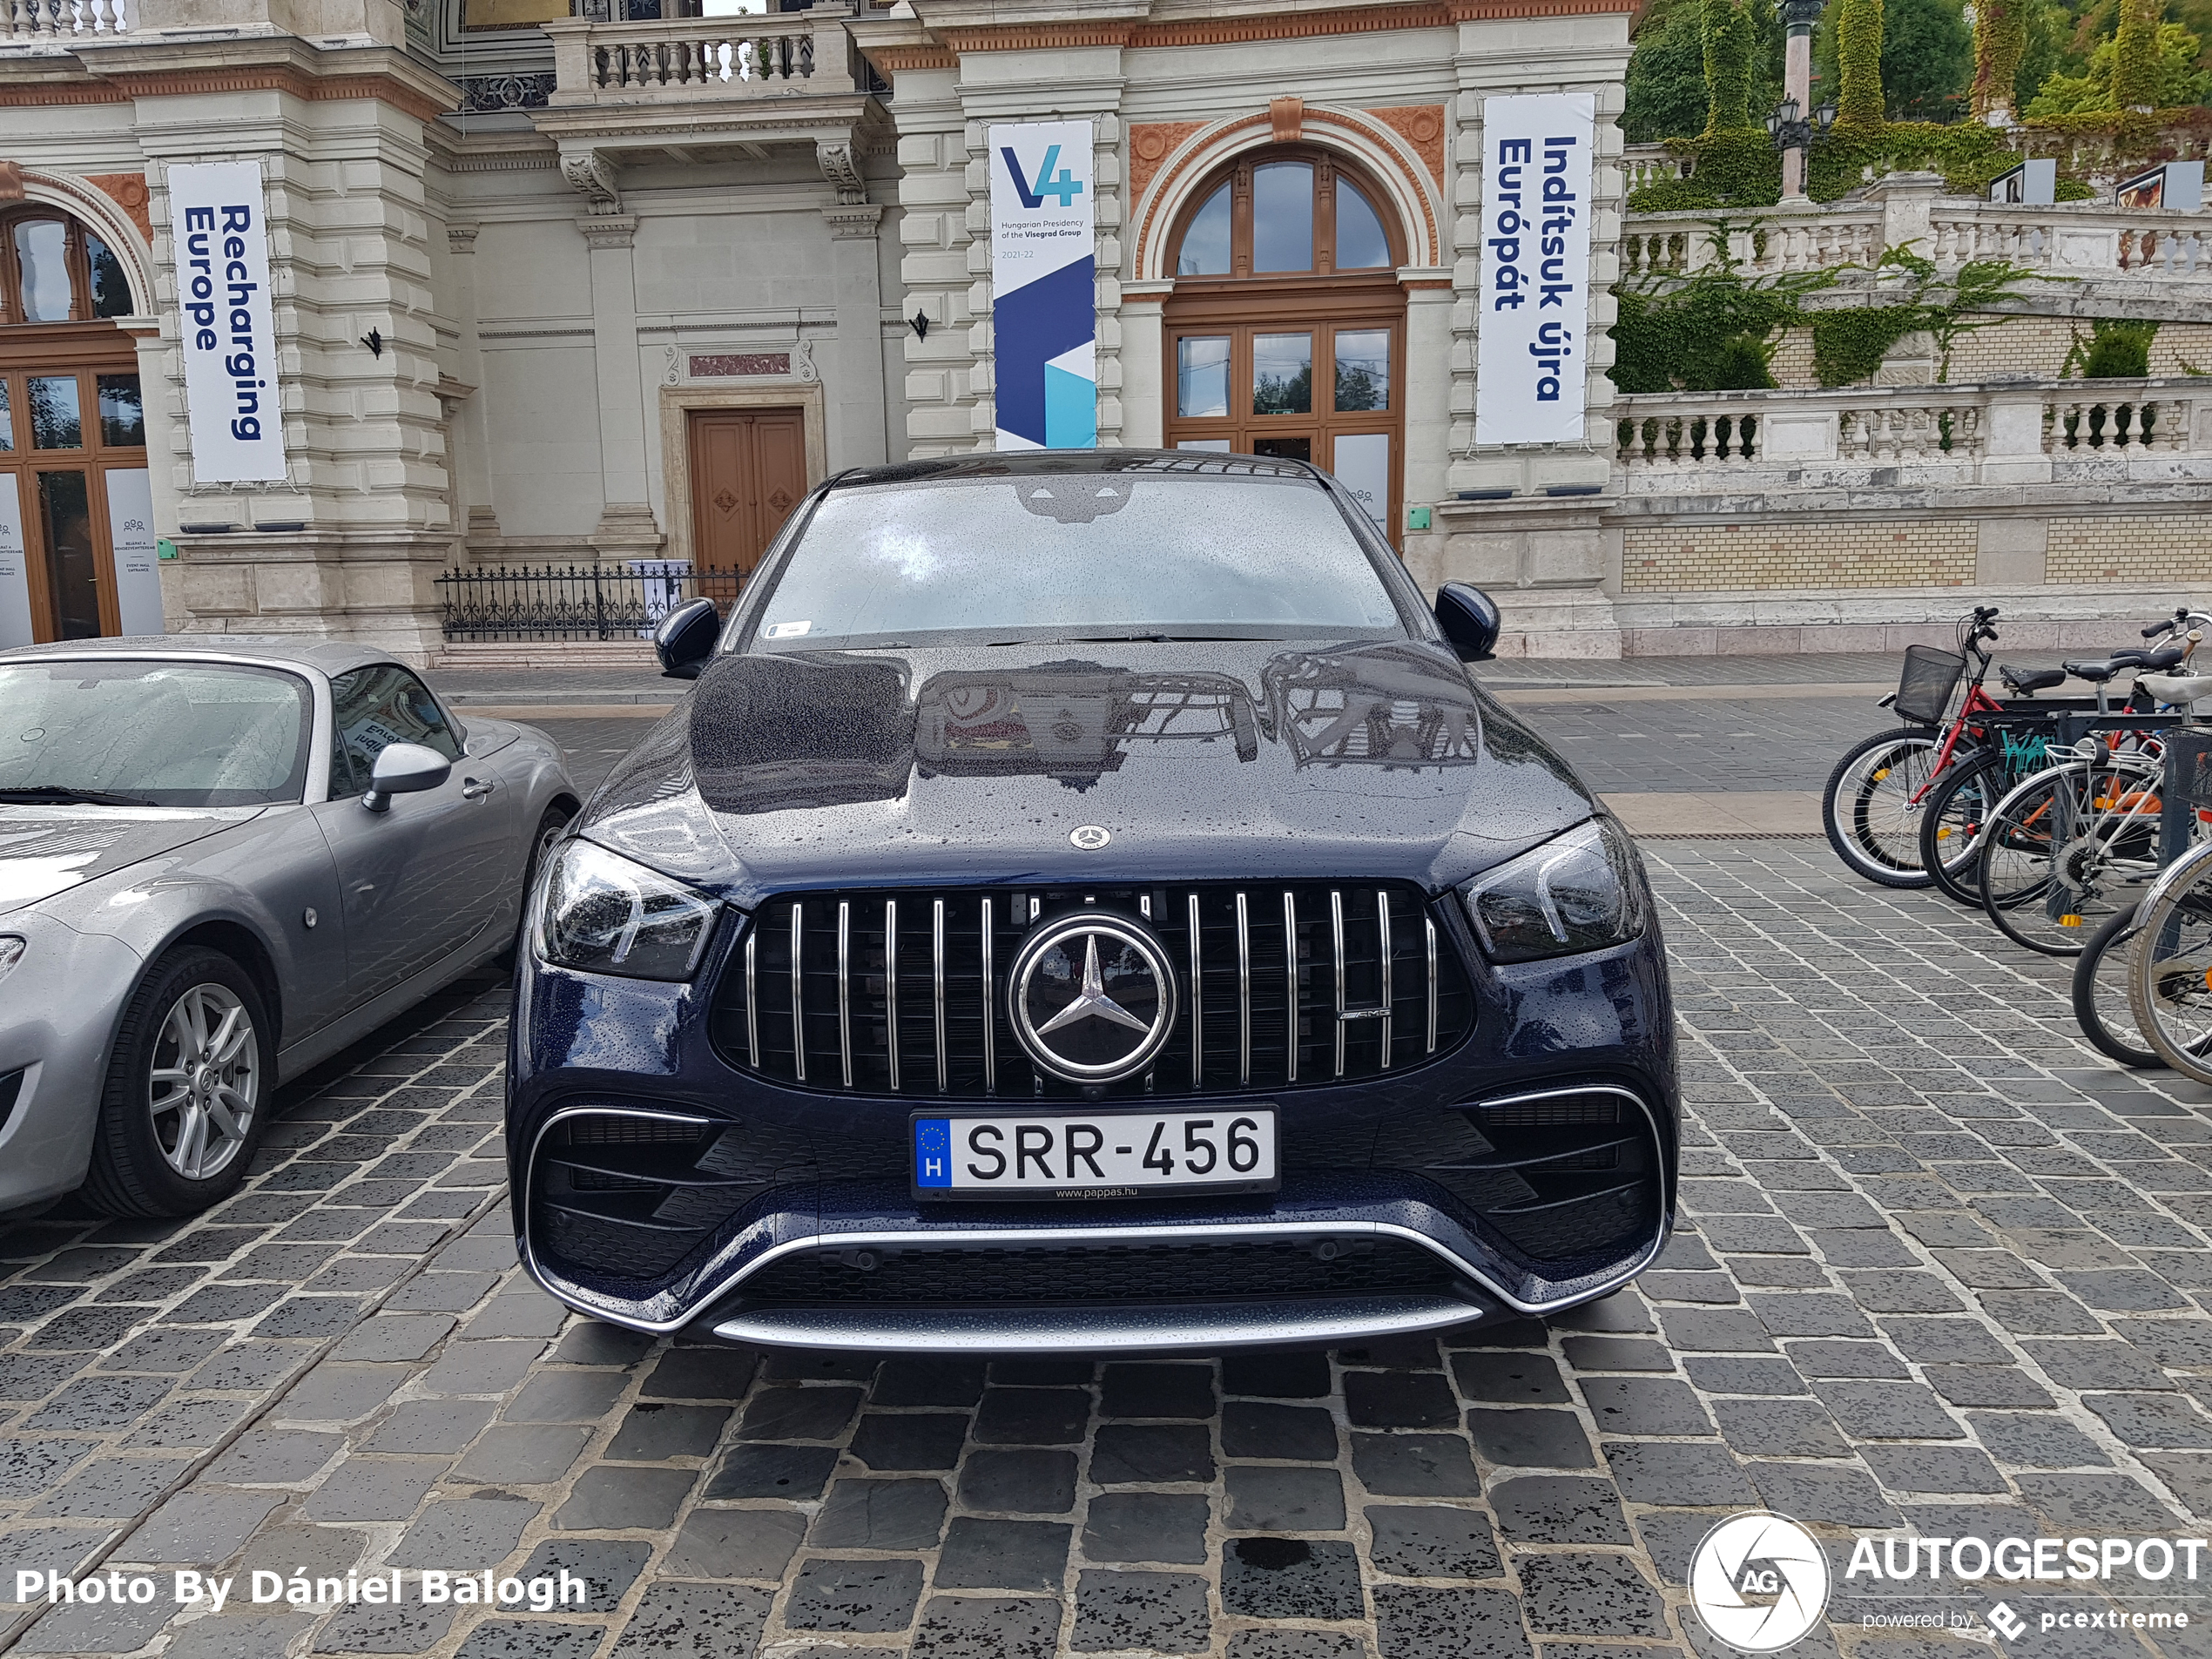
[913,1109,1278,1198]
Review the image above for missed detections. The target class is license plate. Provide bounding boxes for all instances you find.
[912,1109,1278,1199]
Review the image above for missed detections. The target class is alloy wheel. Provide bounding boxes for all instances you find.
[146,982,260,1181]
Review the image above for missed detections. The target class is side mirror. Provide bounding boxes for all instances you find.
[655,597,721,681]
[1435,583,1501,662]
[361,742,452,813]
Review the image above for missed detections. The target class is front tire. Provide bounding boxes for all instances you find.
[1823,726,1941,887]
[2074,908,2158,1068]
[84,948,273,1217]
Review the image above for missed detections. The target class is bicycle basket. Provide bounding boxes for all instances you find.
[1895,644,1967,725]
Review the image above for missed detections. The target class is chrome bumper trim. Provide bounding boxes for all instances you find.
[710,1293,1486,1354]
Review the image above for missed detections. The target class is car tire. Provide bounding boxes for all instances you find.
[83,947,275,1218]
[504,805,573,967]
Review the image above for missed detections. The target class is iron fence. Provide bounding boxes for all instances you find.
[436,561,745,642]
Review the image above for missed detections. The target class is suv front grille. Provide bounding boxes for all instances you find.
[736,1236,1464,1305]
[707,883,1475,1100]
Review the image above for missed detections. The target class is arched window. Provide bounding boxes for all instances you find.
[1173,152,1400,279]
[1163,147,1406,543]
[0,207,133,326]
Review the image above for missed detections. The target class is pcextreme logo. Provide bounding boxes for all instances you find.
[1690,1512,1833,1653]
[1001,143,1084,210]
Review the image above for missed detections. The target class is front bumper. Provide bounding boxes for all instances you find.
[0,914,144,1213]
[508,908,1678,1353]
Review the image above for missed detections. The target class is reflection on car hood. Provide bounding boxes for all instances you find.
[577,640,1597,905]
[0,806,260,914]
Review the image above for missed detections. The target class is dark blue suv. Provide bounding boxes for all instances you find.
[508,451,1676,1353]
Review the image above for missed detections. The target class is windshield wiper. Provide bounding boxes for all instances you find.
[1052,632,1251,644]
[0,786,159,807]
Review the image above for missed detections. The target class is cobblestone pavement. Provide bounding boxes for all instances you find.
[10,840,2212,1657]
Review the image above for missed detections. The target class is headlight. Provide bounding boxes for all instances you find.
[0,936,22,984]
[1460,817,1646,963]
[536,840,718,981]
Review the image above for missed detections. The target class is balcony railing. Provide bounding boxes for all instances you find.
[544,12,858,102]
[1611,377,2212,489]
[3,0,127,38]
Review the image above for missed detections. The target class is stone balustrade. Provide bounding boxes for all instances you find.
[3,0,126,37]
[1625,172,2212,291]
[545,12,856,101]
[1622,144,1683,194]
[1611,376,2212,489]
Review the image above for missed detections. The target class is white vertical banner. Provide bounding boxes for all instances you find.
[0,474,30,648]
[988,121,1096,450]
[169,160,287,483]
[1332,433,1392,534]
[1474,94,1595,448]
[103,469,163,637]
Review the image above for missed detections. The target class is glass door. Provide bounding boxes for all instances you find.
[1164,319,1399,540]
[0,363,147,642]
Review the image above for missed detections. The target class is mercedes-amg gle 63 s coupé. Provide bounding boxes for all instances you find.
[509,451,1676,1352]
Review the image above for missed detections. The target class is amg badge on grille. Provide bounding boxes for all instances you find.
[1008,911,1177,1083]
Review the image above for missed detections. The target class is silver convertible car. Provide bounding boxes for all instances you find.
[0,637,577,1217]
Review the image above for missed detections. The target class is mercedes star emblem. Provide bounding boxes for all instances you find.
[1008,911,1177,1083]
[1069,825,1111,850]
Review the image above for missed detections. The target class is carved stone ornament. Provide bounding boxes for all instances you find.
[0,161,24,203]
[816,138,867,206]
[561,151,621,215]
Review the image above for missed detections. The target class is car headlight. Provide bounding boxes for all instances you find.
[0,936,22,985]
[1460,817,1647,963]
[536,840,718,981]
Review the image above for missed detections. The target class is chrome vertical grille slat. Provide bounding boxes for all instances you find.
[932,897,948,1094]
[1425,915,1439,1055]
[1188,892,1204,1089]
[712,881,1473,1098]
[1377,889,1393,1068]
[885,898,900,1093]
[789,902,806,1084]
[837,900,853,1089]
[1235,891,1251,1089]
[744,931,759,1069]
[981,897,996,1095]
[1330,888,1347,1081]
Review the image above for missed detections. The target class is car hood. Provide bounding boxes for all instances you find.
[0,806,260,915]
[577,640,1597,906]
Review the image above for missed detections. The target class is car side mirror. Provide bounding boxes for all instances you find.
[1435,583,1501,662]
[361,742,452,813]
[655,597,721,681]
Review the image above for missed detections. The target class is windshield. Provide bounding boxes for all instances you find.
[744,472,1406,651]
[0,660,313,807]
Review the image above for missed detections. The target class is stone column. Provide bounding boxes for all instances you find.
[822,200,891,469]
[578,206,663,562]
[443,222,499,557]
[1118,279,1170,448]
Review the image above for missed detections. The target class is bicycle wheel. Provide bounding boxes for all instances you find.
[1916,746,2011,907]
[1823,726,1941,887]
[2073,907,2158,1068]
[1979,760,2161,956]
[2128,846,2212,1083]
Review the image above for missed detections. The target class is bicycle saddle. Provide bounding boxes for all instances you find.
[2141,672,2212,705]
[2063,644,2189,682]
[2000,664,2066,694]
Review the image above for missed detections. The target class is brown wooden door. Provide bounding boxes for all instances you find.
[688,408,807,580]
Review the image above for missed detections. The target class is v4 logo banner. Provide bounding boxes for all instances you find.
[1001,143,1085,210]
[988,121,1096,451]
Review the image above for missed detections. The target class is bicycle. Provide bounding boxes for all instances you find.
[1822,608,2009,888]
[1914,624,2199,907]
[2074,908,2157,1068]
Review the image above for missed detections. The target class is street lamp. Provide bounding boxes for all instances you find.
[1767,97,1837,199]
